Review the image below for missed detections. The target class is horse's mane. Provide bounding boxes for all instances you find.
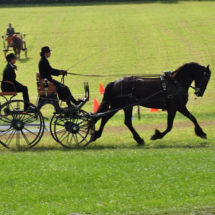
[172,62,204,78]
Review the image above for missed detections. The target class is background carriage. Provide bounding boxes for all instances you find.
[2,32,27,59]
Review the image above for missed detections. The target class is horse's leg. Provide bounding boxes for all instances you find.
[18,48,20,59]
[13,47,17,56]
[178,106,207,139]
[93,110,118,142]
[123,107,144,145]
[150,108,177,140]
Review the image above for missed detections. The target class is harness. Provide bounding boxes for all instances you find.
[119,71,179,104]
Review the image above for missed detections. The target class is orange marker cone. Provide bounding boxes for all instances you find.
[99,82,105,94]
[93,98,99,112]
[149,108,159,112]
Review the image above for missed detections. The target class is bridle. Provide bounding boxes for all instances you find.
[190,71,211,97]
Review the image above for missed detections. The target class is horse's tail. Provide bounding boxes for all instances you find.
[102,81,115,102]
[92,81,115,121]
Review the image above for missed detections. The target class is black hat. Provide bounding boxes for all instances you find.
[41,46,52,53]
[6,53,16,62]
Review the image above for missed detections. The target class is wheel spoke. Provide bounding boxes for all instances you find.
[55,123,65,126]
[77,131,86,140]
[69,134,74,147]
[79,128,88,133]
[77,120,85,125]
[55,128,66,134]
[16,131,20,148]
[22,114,37,123]
[74,134,78,145]
[21,130,30,145]
[58,130,68,142]
[0,127,13,137]
[5,129,16,147]
[66,133,70,145]
[8,102,16,112]
[0,124,12,131]
[23,127,38,136]
[0,115,13,123]
[59,132,70,142]
[79,123,90,128]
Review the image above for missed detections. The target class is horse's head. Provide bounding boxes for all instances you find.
[193,65,211,97]
[12,34,17,42]
[173,63,211,97]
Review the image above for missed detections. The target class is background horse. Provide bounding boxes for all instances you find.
[9,34,23,59]
[92,62,211,145]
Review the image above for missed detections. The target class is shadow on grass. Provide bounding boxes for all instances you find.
[144,141,210,149]
[6,141,209,152]
[0,0,186,9]
[18,57,32,63]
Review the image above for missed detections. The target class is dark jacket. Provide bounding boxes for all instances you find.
[39,56,61,81]
[38,56,72,101]
[1,63,22,91]
[6,27,15,37]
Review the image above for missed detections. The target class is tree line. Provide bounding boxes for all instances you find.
[2,0,179,4]
[0,0,150,4]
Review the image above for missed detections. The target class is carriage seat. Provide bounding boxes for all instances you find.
[36,73,57,96]
[0,81,17,96]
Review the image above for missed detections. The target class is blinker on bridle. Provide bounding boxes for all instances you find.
[190,71,211,97]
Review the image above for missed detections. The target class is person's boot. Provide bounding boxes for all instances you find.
[70,96,83,106]
[65,100,76,109]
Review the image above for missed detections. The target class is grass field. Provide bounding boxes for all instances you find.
[0,1,215,214]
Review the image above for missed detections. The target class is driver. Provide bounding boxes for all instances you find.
[38,46,82,108]
[6,23,15,44]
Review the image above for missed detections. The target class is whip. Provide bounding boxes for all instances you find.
[66,47,109,71]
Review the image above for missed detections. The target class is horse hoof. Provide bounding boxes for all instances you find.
[137,139,145,146]
[150,129,161,140]
[150,135,156,141]
[200,134,207,139]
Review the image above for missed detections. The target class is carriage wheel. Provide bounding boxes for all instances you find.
[50,109,95,148]
[0,100,44,149]
[49,114,59,143]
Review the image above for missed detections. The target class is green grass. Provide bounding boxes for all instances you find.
[0,126,215,214]
[1,1,215,214]
[0,138,215,214]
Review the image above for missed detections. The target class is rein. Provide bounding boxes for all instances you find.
[66,72,161,78]
[64,71,198,92]
[189,85,196,90]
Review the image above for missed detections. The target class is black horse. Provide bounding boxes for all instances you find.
[92,62,211,145]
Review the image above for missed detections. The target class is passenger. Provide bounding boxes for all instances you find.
[6,23,15,44]
[38,46,82,108]
[1,53,32,111]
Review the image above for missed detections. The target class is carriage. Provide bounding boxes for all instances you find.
[0,74,95,149]
[2,32,27,59]
[0,62,211,150]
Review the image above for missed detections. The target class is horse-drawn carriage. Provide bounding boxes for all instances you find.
[2,32,27,59]
[0,73,95,149]
[0,62,211,150]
